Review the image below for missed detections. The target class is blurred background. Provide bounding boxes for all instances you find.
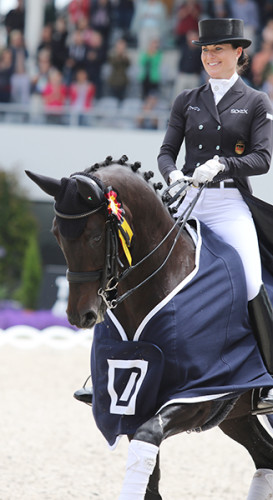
[1,0,273,325]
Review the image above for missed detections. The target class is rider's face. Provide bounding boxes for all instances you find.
[201,43,243,79]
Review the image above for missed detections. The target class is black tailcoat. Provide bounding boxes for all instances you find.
[158,77,273,274]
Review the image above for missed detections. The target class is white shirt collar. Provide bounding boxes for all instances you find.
[209,73,239,104]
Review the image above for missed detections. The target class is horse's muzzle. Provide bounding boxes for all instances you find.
[68,309,97,329]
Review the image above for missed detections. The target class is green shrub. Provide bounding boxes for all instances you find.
[0,170,40,300]
[14,233,42,309]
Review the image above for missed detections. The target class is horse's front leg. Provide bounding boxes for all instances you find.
[119,401,212,500]
[145,453,162,500]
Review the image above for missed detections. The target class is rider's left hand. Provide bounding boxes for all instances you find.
[192,155,225,187]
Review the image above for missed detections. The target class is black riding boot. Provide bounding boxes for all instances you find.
[248,284,273,410]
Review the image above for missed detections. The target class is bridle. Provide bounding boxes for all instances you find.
[58,180,205,309]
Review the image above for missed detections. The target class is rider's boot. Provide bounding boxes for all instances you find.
[73,375,93,405]
[248,284,273,410]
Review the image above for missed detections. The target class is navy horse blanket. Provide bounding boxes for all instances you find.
[91,218,273,447]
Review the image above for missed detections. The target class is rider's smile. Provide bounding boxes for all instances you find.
[201,44,242,79]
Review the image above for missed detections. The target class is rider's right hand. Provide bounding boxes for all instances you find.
[168,170,191,199]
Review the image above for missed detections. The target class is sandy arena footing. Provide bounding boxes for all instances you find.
[0,335,256,500]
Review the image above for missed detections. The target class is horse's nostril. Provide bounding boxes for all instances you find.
[81,310,97,328]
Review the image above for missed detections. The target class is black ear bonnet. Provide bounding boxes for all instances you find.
[25,169,107,239]
[55,173,106,238]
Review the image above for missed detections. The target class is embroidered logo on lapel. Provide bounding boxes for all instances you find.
[188,105,200,112]
[231,109,248,114]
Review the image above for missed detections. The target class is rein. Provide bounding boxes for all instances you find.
[63,181,206,309]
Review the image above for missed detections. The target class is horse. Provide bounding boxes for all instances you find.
[26,156,273,499]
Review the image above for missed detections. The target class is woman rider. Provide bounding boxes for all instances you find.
[157,18,273,410]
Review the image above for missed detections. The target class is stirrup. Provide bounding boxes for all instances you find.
[73,375,93,406]
[251,388,273,415]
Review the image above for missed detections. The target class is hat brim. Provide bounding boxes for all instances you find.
[192,38,252,49]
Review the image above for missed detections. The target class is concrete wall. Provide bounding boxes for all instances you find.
[1,123,273,204]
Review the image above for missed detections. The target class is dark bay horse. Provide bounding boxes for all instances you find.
[26,156,273,499]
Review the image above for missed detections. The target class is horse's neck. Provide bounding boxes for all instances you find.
[114,227,196,339]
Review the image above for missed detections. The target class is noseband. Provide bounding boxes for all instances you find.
[66,269,103,283]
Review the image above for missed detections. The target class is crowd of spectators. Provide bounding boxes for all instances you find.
[1,0,273,129]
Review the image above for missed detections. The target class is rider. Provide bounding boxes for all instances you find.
[157,18,273,410]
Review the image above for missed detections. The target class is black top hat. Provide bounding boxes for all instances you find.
[192,18,251,48]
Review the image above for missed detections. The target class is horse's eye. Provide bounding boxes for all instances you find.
[91,234,102,244]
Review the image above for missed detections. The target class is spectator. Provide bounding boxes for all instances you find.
[42,67,67,108]
[37,25,53,57]
[172,29,203,99]
[4,0,25,45]
[51,16,68,72]
[64,29,88,84]
[69,67,96,124]
[89,0,112,53]
[68,0,91,27]
[250,40,273,89]
[262,18,273,47]
[85,30,105,97]
[44,0,57,25]
[136,93,159,129]
[262,66,273,104]
[30,48,52,117]
[76,15,95,46]
[42,67,67,124]
[107,38,130,101]
[204,0,231,18]
[229,0,261,55]
[0,48,13,103]
[112,0,135,42]
[138,38,162,99]
[262,1,273,25]
[31,49,52,99]
[172,0,201,48]
[9,30,30,104]
[131,0,168,50]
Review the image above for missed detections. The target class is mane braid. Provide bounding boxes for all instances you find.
[72,155,163,195]
[80,155,142,175]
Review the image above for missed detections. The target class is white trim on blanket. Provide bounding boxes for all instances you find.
[107,217,202,342]
[156,393,231,414]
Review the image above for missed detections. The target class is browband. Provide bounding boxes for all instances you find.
[54,204,105,219]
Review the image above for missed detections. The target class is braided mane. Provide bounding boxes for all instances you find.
[72,155,164,194]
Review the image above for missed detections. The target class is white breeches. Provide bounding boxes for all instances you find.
[181,186,262,301]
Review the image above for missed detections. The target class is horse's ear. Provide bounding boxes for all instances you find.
[74,175,105,206]
[25,171,62,197]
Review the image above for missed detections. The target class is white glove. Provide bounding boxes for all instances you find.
[168,170,188,198]
[192,155,225,187]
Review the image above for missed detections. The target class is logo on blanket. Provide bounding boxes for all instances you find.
[107,359,148,415]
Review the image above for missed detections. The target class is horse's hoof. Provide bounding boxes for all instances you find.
[145,489,163,499]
